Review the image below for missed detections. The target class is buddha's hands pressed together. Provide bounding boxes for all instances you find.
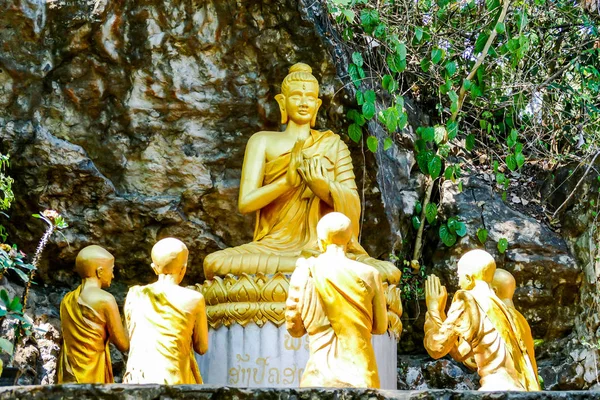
[425,274,447,315]
[286,139,305,188]
[298,157,333,205]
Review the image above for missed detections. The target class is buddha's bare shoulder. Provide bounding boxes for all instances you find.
[249,130,282,142]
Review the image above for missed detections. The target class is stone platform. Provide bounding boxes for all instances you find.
[0,385,599,399]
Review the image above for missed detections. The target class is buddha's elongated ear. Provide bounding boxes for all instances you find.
[275,94,288,124]
[310,98,323,128]
[95,265,104,279]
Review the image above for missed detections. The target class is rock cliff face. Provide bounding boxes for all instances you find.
[0,0,396,286]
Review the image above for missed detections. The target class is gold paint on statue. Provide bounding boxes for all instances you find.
[285,212,388,388]
[202,62,400,285]
[123,238,208,384]
[492,268,540,389]
[194,272,402,336]
[424,250,539,391]
[58,245,129,384]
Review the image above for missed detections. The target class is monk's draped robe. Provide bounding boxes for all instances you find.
[286,257,384,388]
[57,284,113,383]
[204,130,400,284]
[424,290,539,391]
[123,284,202,384]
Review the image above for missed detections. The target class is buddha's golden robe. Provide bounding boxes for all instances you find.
[123,285,202,384]
[286,257,384,388]
[424,290,539,391]
[57,285,113,384]
[204,130,399,283]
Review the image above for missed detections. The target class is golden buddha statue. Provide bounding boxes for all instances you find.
[123,238,208,384]
[57,245,129,384]
[203,62,400,285]
[285,212,388,388]
[423,249,539,391]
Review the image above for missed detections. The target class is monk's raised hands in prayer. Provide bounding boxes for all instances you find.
[425,274,448,315]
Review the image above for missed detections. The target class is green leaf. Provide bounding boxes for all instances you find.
[466,134,475,151]
[9,296,22,312]
[497,238,509,254]
[506,154,517,171]
[425,203,438,224]
[352,52,364,67]
[382,107,399,132]
[496,172,506,185]
[374,24,386,39]
[12,268,29,284]
[462,79,472,90]
[364,90,376,104]
[348,64,361,87]
[342,9,355,23]
[515,142,524,154]
[397,42,407,60]
[477,228,488,244]
[455,222,467,237]
[486,0,500,11]
[348,124,362,143]
[398,112,408,130]
[416,150,434,174]
[516,152,525,168]
[446,121,458,140]
[366,136,378,152]
[431,48,443,64]
[382,75,398,93]
[412,216,421,230]
[0,338,14,355]
[421,127,435,142]
[444,165,455,181]
[420,58,431,72]
[356,91,364,106]
[362,102,376,120]
[415,26,424,43]
[439,224,457,247]
[415,201,422,215]
[475,32,490,54]
[384,137,393,151]
[428,156,442,179]
[495,22,506,34]
[445,61,457,76]
[32,214,42,219]
[434,126,446,144]
[0,289,9,306]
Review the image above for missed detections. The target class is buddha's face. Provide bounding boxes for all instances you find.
[283,81,320,125]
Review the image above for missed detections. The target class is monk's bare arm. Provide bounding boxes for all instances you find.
[192,295,209,355]
[102,294,130,352]
[238,133,293,214]
[285,261,308,337]
[371,270,388,335]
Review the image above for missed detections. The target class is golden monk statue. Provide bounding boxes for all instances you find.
[203,63,400,284]
[285,212,388,388]
[57,245,129,383]
[123,238,208,384]
[423,249,538,391]
[492,268,540,388]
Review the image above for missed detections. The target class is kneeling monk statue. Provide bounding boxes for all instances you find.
[285,212,388,388]
[58,245,129,383]
[123,238,208,384]
[424,250,539,391]
[203,62,400,284]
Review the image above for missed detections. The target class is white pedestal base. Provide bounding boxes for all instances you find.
[196,322,397,389]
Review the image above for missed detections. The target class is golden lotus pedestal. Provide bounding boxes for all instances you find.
[192,273,402,389]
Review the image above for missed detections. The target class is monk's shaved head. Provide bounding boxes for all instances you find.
[317,212,353,247]
[151,238,188,275]
[492,268,516,303]
[457,249,496,283]
[75,245,114,278]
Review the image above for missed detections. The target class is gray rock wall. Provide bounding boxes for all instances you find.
[0,0,395,285]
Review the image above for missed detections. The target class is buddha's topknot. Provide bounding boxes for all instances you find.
[281,62,319,96]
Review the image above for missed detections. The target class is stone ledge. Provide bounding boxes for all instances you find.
[0,385,599,399]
